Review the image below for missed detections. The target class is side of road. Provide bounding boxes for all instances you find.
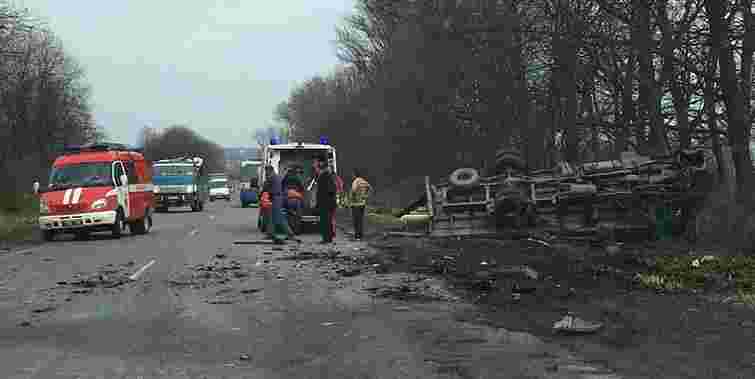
[332,209,755,378]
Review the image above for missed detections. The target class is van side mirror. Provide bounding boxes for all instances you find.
[32,181,40,195]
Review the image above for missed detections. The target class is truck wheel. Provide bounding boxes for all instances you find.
[449,168,480,188]
[42,229,55,242]
[130,209,152,235]
[111,210,125,238]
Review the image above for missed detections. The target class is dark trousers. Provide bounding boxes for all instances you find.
[352,206,365,238]
[319,207,335,242]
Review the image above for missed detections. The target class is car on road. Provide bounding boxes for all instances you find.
[152,157,209,212]
[37,143,154,241]
[209,176,231,201]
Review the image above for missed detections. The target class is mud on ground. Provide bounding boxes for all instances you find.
[348,226,755,378]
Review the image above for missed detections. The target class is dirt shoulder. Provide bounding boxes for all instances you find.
[334,209,755,378]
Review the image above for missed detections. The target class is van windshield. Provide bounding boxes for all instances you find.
[153,165,194,177]
[49,162,112,190]
[210,180,228,189]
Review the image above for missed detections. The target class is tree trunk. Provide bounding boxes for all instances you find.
[618,54,635,156]
[634,0,667,156]
[706,0,754,203]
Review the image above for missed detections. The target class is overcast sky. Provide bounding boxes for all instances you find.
[18,0,353,148]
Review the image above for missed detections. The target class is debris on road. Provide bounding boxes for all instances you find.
[167,258,255,288]
[18,320,31,327]
[320,322,338,326]
[553,314,604,334]
[31,305,56,313]
[41,257,55,262]
[240,353,251,361]
[240,288,262,294]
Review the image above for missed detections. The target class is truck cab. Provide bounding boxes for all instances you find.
[152,157,208,212]
[37,143,154,241]
[260,139,338,226]
[209,174,231,201]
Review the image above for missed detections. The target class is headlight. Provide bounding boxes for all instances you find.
[153,185,160,193]
[91,199,107,210]
[185,185,194,193]
[39,200,49,215]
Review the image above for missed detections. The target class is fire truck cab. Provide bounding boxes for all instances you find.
[37,143,154,241]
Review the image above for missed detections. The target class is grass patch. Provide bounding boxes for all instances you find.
[636,254,755,293]
[0,192,39,241]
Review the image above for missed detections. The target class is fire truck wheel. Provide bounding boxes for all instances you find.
[42,229,55,242]
[111,210,125,238]
[449,168,480,188]
[130,210,152,235]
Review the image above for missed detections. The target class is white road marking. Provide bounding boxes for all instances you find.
[129,259,156,281]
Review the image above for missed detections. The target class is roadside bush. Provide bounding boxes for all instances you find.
[0,192,38,214]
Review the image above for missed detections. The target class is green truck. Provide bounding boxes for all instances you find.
[152,157,209,212]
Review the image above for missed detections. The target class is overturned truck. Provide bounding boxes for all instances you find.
[404,149,712,239]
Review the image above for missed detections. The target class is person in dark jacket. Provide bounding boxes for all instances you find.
[315,156,337,243]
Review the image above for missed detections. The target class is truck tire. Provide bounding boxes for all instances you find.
[449,168,480,188]
[130,209,152,235]
[111,210,126,238]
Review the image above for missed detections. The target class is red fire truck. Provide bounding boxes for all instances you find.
[37,143,155,241]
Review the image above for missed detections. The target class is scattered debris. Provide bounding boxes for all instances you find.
[240,353,251,361]
[18,320,31,327]
[240,288,262,294]
[393,306,411,312]
[320,322,338,326]
[553,314,603,334]
[206,298,235,304]
[41,257,55,262]
[31,305,56,313]
[234,240,276,245]
[215,253,227,259]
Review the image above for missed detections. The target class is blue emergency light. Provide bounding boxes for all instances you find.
[319,136,329,145]
[270,137,279,145]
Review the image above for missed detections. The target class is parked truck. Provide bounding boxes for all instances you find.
[152,156,209,212]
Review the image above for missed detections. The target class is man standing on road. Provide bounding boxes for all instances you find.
[267,165,289,244]
[349,169,372,240]
[316,156,337,244]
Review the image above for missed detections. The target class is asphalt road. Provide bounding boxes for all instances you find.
[0,197,624,379]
